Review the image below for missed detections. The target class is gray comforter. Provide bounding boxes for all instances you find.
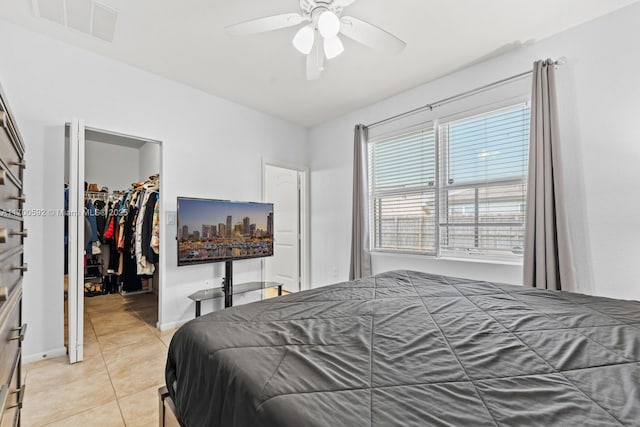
[166,270,640,426]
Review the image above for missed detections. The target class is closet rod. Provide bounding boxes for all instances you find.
[365,57,565,129]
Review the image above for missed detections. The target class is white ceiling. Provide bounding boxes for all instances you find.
[0,0,636,127]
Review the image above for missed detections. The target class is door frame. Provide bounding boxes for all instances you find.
[67,119,85,363]
[261,160,310,291]
[66,120,163,363]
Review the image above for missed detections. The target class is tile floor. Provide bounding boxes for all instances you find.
[22,292,173,427]
[22,287,287,426]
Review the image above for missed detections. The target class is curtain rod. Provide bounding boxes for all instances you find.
[365,57,566,129]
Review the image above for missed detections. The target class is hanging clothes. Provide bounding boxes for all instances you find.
[151,197,160,256]
[64,186,69,245]
[104,214,115,240]
[94,199,107,242]
[136,181,158,275]
[64,185,69,274]
[82,177,160,293]
[121,202,141,292]
[85,199,99,252]
[142,192,159,264]
[84,217,92,251]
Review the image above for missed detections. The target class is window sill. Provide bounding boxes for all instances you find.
[371,251,523,267]
[437,255,523,267]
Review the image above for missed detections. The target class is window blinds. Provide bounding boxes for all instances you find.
[439,104,530,258]
[369,128,437,254]
[368,102,530,260]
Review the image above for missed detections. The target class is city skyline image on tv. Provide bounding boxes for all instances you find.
[177,197,273,266]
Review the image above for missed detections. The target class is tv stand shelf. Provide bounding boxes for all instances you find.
[188,281,283,317]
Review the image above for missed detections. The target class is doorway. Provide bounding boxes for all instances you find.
[263,163,309,293]
[65,120,162,363]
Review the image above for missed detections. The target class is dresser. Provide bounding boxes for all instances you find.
[0,82,27,427]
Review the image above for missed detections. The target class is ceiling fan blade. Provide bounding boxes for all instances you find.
[340,16,406,54]
[226,13,306,36]
[306,30,324,80]
[333,0,357,7]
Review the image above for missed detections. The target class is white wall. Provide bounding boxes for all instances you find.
[139,141,160,182]
[309,3,640,302]
[0,20,307,360]
[85,139,140,190]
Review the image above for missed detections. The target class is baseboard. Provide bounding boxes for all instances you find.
[23,346,67,364]
[159,319,190,332]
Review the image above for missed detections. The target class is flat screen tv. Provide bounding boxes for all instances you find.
[177,197,274,266]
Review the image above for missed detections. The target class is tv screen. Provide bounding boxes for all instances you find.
[177,197,274,266]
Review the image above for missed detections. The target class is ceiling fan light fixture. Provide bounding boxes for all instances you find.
[324,36,344,59]
[318,10,340,38]
[226,2,407,79]
[293,25,315,54]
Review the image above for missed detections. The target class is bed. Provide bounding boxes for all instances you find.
[164,270,640,426]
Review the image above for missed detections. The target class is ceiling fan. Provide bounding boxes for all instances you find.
[226,0,406,80]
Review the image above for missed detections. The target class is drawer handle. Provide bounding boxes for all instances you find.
[8,160,26,170]
[0,286,7,302]
[7,384,26,410]
[9,323,27,341]
[0,169,4,186]
[0,228,28,243]
[9,229,28,238]
[8,195,25,202]
[11,263,28,272]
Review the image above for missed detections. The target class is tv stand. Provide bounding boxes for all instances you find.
[187,260,283,317]
[224,260,233,308]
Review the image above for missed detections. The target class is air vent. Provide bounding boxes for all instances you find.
[32,0,118,43]
[66,0,92,33]
[36,0,65,25]
[91,3,117,42]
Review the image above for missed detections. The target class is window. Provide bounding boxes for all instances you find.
[369,128,437,254]
[369,102,530,261]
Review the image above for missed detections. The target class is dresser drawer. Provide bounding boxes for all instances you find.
[0,292,21,388]
[0,351,21,427]
[0,111,24,184]
[0,289,23,427]
[0,216,24,254]
[0,169,23,217]
[0,251,24,297]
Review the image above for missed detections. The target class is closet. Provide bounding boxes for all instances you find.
[65,125,161,363]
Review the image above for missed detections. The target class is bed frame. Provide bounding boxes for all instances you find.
[158,386,183,427]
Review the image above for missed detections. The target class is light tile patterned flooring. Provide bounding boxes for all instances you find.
[22,287,287,426]
[22,292,174,427]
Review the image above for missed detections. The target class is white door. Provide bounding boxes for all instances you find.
[264,165,300,292]
[67,119,85,363]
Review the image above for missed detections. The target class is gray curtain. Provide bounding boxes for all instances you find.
[349,124,372,280]
[523,59,577,292]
